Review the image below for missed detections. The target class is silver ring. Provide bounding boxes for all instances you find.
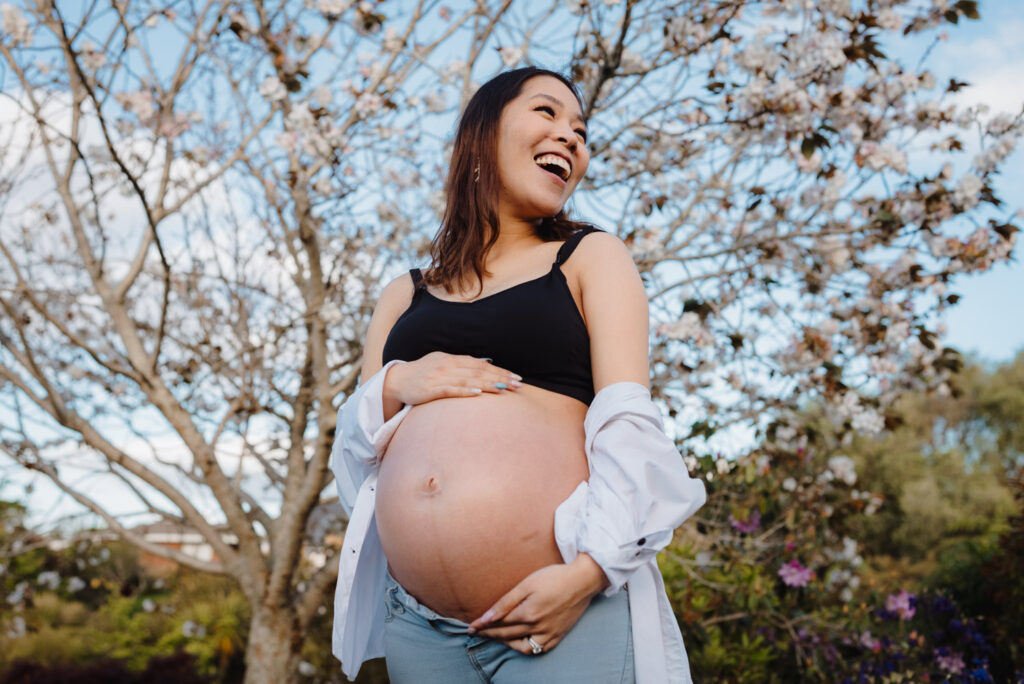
[527,636,544,655]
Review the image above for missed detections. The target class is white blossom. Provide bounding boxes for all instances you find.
[259,76,288,102]
[827,455,857,486]
[877,9,902,31]
[6,615,26,639]
[354,92,382,117]
[661,312,712,346]
[498,46,523,68]
[7,581,29,605]
[852,407,885,434]
[80,41,106,70]
[182,620,207,637]
[1,3,32,46]
[317,0,349,14]
[37,570,60,590]
[313,86,333,108]
[953,173,983,208]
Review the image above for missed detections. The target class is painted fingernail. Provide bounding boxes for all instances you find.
[470,388,482,394]
[509,380,522,389]
[479,609,495,624]
[480,357,493,362]
[510,373,522,381]
[495,382,508,390]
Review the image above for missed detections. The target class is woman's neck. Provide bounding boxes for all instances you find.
[488,218,543,261]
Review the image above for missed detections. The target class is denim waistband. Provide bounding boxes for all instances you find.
[384,569,475,636]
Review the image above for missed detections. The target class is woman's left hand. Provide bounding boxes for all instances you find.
[467,555,609,655]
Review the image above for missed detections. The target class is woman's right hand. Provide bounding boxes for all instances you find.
[383,352,522,406]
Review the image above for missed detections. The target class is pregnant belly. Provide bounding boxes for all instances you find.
[375,384,589,622]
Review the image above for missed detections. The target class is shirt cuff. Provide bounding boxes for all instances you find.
[330,360,411,516]
[350,359,412,465]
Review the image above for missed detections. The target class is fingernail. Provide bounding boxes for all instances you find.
[510,373,522,381]
[509,380,522,389]
[466,626,477,634]
[480,357,493,362]
[470,388,482,394]
[479,609,495,624]
[494,382,508,390]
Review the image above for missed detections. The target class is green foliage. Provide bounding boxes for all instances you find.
[670,356,1023,681]
[0,536,248,681]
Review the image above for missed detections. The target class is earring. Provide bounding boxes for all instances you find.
[473,164,480,183]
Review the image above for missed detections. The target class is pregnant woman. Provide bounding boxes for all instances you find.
[330,67,706,683]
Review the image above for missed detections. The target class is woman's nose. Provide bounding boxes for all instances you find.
[555,128,577,152]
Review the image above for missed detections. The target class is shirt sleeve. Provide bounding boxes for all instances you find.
[555,381,707,596]
[329,359,412,518]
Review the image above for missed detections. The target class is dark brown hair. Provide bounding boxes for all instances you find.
[423,67,596,298]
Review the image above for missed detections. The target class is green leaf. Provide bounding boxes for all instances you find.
[955,0,980,19]
[801,138,817,159]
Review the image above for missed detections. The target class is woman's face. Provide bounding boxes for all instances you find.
[494,75,590,221]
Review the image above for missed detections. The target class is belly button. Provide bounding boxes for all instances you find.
[421,475,441,494]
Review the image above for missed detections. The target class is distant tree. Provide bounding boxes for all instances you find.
[833,356,1019,562]
[1,1,1020,681]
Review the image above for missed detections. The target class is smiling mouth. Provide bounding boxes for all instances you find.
[534,154,571,181]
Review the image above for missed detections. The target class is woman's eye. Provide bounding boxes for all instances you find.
[575,129,588,143]
[535,105,555,116]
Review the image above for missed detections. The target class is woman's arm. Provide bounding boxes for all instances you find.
[359,273,418,421]
[579,231,653,393]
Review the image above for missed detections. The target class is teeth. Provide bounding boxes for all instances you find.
[534,154,570,180]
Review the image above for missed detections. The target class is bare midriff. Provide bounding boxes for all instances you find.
[375,383,589,623]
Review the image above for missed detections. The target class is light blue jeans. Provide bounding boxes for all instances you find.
[382,570,635,683]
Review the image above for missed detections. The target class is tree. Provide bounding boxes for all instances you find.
[0,1,1020,681]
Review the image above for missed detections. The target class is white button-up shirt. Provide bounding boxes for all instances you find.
[330,360,706,683]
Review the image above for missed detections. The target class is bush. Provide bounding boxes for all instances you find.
[1,651,211,684]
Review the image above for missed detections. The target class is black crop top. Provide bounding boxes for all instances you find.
[382,226,603,406]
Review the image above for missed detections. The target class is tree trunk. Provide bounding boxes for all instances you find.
[244,604,303,684]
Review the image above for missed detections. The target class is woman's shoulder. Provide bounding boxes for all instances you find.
[566,227,636,275]
[375,270,418,317]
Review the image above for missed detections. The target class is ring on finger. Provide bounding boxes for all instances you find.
[526,636,544,655]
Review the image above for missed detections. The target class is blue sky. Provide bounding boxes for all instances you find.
[917,0,1024,363]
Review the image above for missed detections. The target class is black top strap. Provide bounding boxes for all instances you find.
[555,226,604,265]
[410,268,424,289]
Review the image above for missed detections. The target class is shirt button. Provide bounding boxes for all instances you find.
[637,537,646,546]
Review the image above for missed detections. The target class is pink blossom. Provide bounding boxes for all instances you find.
[778,559,813,587]
[729,510,761,535]
[885,589,916,620]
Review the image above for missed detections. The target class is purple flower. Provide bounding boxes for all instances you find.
[859,630,881,652]
[729,510,761,535]
[778,559,813,587]
[885,589,916,620]
[936,650,965,674]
